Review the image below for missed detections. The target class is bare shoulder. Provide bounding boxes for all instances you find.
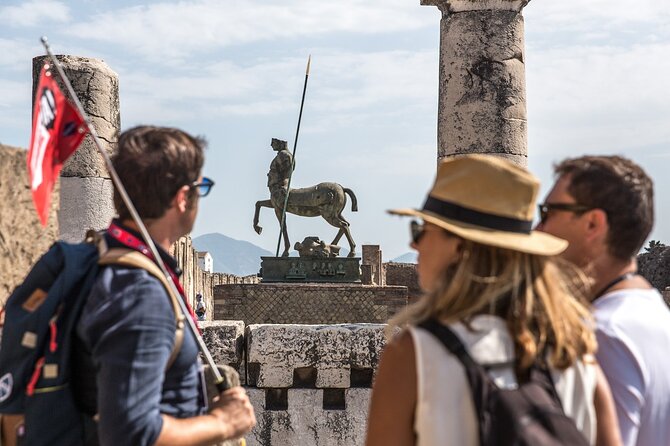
[366,328,418,446]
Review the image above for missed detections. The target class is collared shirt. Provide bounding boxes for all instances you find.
[76,221,205,446]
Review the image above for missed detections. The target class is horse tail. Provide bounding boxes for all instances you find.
[344,188,358,212]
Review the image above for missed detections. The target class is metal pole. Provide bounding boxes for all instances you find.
[275,55,311,257]
[40,37,229,392]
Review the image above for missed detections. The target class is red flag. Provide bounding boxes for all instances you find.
[27,64,87,226]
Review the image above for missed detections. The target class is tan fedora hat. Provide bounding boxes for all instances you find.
[389,154,567,256]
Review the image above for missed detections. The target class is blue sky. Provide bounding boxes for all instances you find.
[1,0,668,261]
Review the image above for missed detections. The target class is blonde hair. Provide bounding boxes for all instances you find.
[388,239,596,371]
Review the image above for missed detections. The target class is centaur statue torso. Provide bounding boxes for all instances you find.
[253,138,358,257]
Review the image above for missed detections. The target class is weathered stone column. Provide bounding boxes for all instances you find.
[422,0,530,167]
[32,56,119,242]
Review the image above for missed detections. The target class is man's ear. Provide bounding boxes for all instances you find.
[584,208,608,242]
[172,185,191,213]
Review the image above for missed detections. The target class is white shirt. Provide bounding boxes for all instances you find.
[409,315,597,446]
[593,288,670,446]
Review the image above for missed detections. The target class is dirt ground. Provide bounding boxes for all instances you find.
[0,143,59,304]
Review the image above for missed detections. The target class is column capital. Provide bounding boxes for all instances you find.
[420,0,530,13]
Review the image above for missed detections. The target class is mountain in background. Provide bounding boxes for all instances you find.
[391,252,417,263]
[192,232,416,274]
[192,233,271,276]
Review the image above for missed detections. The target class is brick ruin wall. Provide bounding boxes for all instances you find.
[384,262,421,304]
[0,144,59,303]
[214,282,407,324]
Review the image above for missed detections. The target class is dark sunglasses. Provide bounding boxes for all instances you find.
[410,220,457,244]
[538,202,592,224]
[410,220,425,244]
[190,177,215,197]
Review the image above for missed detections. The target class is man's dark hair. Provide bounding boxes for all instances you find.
[555,155,654,261]
[112,126,206,220]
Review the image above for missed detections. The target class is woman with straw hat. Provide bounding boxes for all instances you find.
[365,155,621,446]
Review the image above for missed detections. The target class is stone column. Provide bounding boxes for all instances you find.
[32,56,119,242]
[422,0,530,167]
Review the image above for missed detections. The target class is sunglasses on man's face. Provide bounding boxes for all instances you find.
[537,202,593,224]
[190,177,215,197]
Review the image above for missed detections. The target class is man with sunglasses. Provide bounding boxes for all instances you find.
[536,155,670,446]
[74,126,255,445]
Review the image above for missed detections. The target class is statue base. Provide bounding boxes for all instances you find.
[260,256,361,283]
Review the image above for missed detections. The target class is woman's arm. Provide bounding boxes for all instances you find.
[365,330,417,446]
[594,363,622,446]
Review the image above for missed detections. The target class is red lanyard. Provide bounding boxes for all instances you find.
[107,223,199,331]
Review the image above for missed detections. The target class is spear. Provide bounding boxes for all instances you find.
[39,37,230,393]
[275,55,311,257]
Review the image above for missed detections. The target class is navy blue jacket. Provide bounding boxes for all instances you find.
[76,223,205,446]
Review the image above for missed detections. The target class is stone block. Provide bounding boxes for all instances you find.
[245,387,371,446]
[421,0,529,12]
[33,55,120,179]
[362,245,383,285]
[200,321,245,380]
[246,324,386,388]
[58,176,114,243]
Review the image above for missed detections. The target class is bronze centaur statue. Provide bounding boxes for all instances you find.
[253,139,358,257]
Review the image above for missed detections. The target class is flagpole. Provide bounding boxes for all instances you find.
[275,55,311,257]
[39,37,230,392]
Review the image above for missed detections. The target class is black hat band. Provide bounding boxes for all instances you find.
[422,196,533,234]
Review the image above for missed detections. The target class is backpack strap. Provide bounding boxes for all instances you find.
[418,319,566,416]
[97,248,185,370]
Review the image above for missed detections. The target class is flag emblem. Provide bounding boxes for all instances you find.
[0,373,12,403]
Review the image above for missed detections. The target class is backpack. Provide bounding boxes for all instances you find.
[418,318,590,446]
[0,232,184,446]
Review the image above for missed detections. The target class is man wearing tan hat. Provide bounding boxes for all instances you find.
[536,155,670,446]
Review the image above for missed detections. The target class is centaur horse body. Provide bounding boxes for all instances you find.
[253,139,358,257]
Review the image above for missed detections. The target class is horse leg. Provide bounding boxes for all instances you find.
[331,228,345,245]
[341,225,356,257]
[253,199,273,234]
[274,208,291,257]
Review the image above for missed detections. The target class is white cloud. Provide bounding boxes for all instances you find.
[66,0,433,60]
[0,38,39,71]
[0,0,70,27]
[115,49,438,127]
[526,0,670,32]
[526,42,670,154]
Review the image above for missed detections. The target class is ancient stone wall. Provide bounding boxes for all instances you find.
[214,283,407,324]
[203,321,385,445]
[384,262,421,304]
[0,144,59,302]
[637,243,670,295]
[171,236,258,320]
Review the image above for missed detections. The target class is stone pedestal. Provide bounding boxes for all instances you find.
[260,256,361,283]
[422,0,530,167]
[32,56,119,242]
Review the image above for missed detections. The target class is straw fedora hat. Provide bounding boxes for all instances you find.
[389,154,567,256]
